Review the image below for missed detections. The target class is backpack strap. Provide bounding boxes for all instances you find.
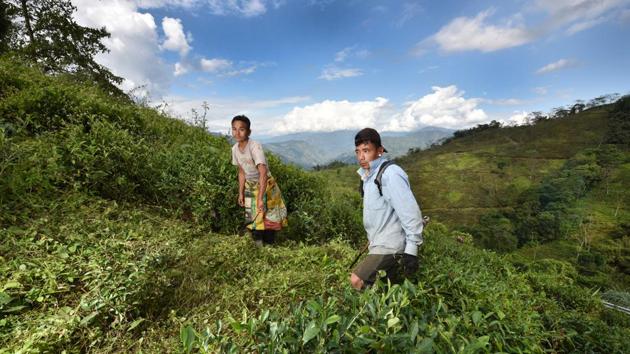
[359,160,396,198]
[374,160,395,197]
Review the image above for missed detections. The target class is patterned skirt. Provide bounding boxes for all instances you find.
[244,175,288,231]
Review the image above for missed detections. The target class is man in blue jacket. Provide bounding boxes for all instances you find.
[350,128,424,289]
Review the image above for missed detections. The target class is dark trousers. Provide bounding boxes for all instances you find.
[252,230,275,244]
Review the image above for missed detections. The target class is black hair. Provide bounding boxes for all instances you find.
[231,115,251,133]
[354,127,388,152]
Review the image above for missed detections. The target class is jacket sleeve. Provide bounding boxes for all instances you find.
[381,166,424,256]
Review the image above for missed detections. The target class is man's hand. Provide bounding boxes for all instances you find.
[400,253,419,276]
[238,193,245,207]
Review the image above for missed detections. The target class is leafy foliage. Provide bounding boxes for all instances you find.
[3,0,123,95]
[180,227,630,353]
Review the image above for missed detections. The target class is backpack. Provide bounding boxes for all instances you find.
[359,160,396,198]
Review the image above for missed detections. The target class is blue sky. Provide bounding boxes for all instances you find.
[73,0,630,135]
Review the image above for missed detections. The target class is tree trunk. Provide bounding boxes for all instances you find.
[19,0,34,44]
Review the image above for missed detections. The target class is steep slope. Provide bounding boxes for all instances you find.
[1,57,628,353]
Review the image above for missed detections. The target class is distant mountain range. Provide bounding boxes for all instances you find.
[257,127,454,168]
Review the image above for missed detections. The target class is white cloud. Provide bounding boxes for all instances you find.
[536,58,577,74]
[160,95,311,132]
[419,0,629,54]
[207,0,267,17]
[200,58,233,72]
[533,0,626,25]
[160,17,191,56]
[319,66,363,80]
[134,0,198,8]
[503,111,530,126]
[222,64,258,77]
[174,62,189,76]
[335,47,353,62]
[134,0,276,17]
[566,16,607,34]
[385,86,488,130]
[198,58,266,77]
[429,9,533,53]
[273,98,390,134]
[72,0,172,96]
[334,46,371,62]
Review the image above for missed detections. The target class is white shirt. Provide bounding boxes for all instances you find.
[231,140,268,181]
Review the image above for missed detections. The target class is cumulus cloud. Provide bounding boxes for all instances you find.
[161,95,310,131]
[385,86,488,131]
[160,17,191,55]
[418,0,629,54]
[536,58,577,74]
[319,66,363,81]
[72,0,172,96]
[273,98,390,134]
[503,111,530,126]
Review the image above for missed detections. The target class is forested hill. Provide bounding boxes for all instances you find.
[2,57,630,352]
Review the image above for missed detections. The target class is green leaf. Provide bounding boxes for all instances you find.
[387,317,400,328]
[472,311,482,325]
[80,311,99,326]
[464,335,490,352]
[3,305,27,313]
[0,292,13,306]
[2,281,21,290]
[409,321,419,341]
[180,325,196,353]
[325,315,341,325]
[302,321,319,344]
[417,338,433,352]
[497,310,506,320]
[127,318,145,332]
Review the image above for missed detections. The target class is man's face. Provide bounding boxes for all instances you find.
[355,142,383,170]
[231,120,250,142]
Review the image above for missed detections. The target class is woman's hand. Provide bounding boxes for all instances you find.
[238,193,245,207]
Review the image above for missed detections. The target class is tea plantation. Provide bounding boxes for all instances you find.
[1,57,629,353]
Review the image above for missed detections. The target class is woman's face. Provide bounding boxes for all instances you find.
[231,120,250,142]
[355,142,383,170]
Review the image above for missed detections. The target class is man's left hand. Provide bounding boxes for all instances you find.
[400,253,419,276]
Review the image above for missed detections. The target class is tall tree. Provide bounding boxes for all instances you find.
[0,0,15,51]
[8,0,123,96]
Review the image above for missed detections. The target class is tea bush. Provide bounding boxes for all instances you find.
[2,56,629,353]
[181,226,630,353]
[0,56,359,241]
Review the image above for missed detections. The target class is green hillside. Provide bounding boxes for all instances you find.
[316,97,629,289]
[2,57,630,352]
